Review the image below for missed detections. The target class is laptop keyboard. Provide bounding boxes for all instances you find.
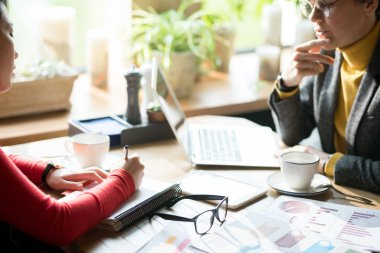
[198,128,242,162]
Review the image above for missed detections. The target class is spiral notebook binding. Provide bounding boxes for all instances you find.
[113,184,182,231]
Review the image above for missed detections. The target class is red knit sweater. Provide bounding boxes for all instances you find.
[0,148,135,245]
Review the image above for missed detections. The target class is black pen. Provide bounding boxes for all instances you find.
[124,145,130,161]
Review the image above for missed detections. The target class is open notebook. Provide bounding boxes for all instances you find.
[151,59,279,168]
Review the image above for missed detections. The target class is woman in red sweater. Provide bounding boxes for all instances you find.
[0,2,145,252]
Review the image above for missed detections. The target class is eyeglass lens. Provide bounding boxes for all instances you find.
[195,198,228,234]
[217,198,228,222]
[300,0,313,17]
[195,210,215,234]
[300,0,330,18]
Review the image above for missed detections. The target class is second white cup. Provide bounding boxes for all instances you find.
[280,151,320,190]
[66,133,110,168]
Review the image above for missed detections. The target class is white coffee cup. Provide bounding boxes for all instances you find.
[280,151,320,190]
[65,133,110,168]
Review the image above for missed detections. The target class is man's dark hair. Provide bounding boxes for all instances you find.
[0,0,8,19]
[0,0,6,19]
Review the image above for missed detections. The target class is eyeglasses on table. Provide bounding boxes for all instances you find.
[149,194,228,235]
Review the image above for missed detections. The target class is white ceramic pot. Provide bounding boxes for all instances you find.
[214,24,236,73]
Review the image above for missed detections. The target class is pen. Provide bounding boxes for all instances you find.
[124,145,130,161]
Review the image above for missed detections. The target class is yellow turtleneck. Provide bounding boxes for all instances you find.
[325,20,380,176]
[334,20,380,154]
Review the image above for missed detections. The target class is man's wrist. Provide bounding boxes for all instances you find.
[276,73,298,92]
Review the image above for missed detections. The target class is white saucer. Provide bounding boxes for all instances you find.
[267,172,331,196]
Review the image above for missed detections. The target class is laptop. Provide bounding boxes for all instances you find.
[151,60,279,168]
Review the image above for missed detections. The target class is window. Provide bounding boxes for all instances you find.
[9,0,301,69]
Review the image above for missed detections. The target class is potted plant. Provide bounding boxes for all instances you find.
[146,101,166,123]
[0,60,78,118]
[201,0,249,73]
[131,0,216,98]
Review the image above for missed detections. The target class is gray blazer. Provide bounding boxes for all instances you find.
[269,38,380,193]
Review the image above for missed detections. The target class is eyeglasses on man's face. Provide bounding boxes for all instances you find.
[300,0,343,18]
[149,194,228,235]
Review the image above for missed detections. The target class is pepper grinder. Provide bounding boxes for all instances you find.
[124,66,142,125]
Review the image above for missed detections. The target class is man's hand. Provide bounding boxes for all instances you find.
[275,145,331,174]
[281,39,335,87]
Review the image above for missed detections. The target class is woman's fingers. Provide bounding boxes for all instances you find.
[61,170,106,184]
[59,180,84,191]
[84,167,108,179]
[123,155,145,190]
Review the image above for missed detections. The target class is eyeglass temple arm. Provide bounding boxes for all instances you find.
[149,212,194,222]
[166,194,226,207]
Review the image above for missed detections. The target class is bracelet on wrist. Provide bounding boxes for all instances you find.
[322,155,333,176]
[42,162,58,185]
[276,73,298,92]
[322,161,327,176]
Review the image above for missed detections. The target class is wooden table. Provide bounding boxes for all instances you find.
[0,53,273,146]
[5,115,380,253]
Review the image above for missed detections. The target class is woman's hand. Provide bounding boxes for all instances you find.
[46,166,108,191]
[117,155,145,190]
[275,145,331,174]
[281,39,334,87]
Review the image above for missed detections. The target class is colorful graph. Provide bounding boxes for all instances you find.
[275,230,305,248]
[137,223,192,253]
[303,240,335,253]
[278,200,310,214]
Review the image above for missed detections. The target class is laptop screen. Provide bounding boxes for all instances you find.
[151,60,187,143]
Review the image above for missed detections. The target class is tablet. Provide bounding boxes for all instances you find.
[179,171,267,209]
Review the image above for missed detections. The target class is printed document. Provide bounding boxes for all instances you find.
[265,196,380,252]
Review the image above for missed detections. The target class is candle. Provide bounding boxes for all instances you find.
[33,6,76,65]
[139,61,155,110]
[256,45,281,82]
[86,29,109,89]
[295,19,316,45]
[262,4,282,47]
[280,0,299,46]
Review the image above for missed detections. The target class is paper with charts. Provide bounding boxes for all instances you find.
[265,195,380,252]
[193,211,368,253]
[137,222,202,253]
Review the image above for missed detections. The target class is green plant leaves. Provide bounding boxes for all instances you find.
[131,1,216,68]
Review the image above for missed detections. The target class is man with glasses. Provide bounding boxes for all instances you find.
[269,0,380,193]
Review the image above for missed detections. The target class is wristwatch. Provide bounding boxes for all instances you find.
[41,162,59,185]
[276,73,298,92]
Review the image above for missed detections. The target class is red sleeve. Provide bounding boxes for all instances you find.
[0,148,135,246]
[8,153,46,185]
